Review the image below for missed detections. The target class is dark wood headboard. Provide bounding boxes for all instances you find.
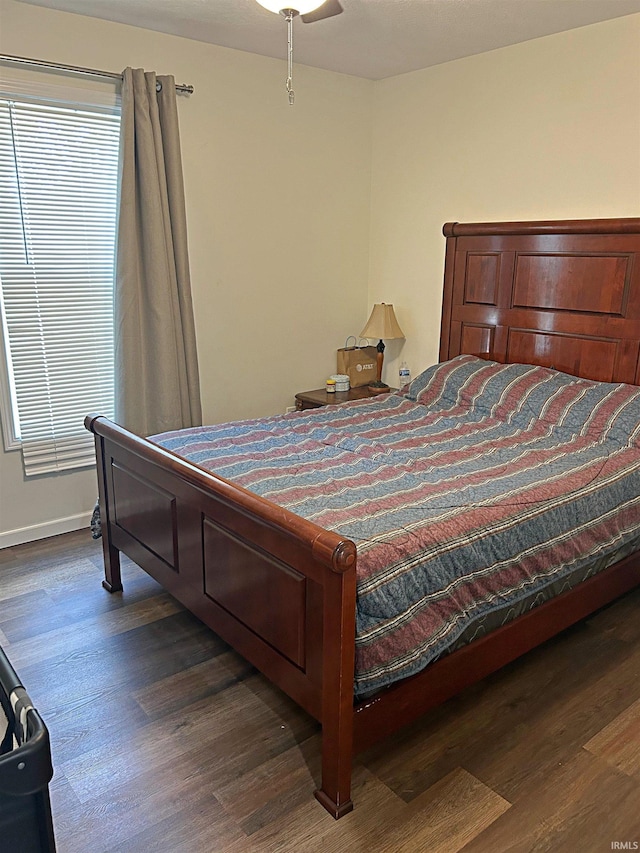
[439,217,640,385]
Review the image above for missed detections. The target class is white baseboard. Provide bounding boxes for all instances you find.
[0,510,93,549]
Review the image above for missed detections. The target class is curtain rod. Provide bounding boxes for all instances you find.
[0,53,194,95]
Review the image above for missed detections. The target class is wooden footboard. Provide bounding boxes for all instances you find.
[86,414,358,818]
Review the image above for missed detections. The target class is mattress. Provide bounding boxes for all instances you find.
[153,356,640,696]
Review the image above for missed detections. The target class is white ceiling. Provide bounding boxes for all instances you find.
[15,0,640,80]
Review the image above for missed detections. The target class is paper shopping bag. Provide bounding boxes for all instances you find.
[337,337,377,387]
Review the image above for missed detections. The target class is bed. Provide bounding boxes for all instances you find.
[86,216,640,819]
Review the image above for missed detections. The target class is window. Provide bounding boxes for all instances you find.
[0,93,120,476]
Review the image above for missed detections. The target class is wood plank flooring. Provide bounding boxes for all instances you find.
[1,530,639,852]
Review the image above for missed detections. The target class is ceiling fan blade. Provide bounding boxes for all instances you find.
[301,0,343,23]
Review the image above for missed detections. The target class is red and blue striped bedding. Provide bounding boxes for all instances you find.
[153,356,640,696]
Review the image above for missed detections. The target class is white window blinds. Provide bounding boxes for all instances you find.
[0,97,120,476]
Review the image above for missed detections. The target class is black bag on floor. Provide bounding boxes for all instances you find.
[0,645,56,853]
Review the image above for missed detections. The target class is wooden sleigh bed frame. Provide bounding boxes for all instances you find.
[87,217,640,819]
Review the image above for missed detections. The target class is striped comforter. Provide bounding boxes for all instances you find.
[153,356,640,696]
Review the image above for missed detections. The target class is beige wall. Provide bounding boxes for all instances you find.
[369,14,640,385]
[1,3,639,545]
[0,0,373,545]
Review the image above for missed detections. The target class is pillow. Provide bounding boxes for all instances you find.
[403,355,640,446]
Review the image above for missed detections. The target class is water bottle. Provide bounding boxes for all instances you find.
[399,361,411,388]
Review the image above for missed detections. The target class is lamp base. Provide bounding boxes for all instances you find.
[367,382,391,395]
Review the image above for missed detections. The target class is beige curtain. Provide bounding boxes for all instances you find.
[114,67,202,436]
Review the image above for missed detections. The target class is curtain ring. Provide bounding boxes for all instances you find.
[156,80,163,93]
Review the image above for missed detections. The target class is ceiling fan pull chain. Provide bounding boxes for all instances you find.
[286,9,295,104]
[255,2,343,102]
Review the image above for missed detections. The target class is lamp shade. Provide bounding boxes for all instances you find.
[256,0,326,13]
[360,303,405,341]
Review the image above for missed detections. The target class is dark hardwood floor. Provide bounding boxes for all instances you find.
[1,530,639,852]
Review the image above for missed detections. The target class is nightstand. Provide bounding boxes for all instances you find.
[295,386,397,411]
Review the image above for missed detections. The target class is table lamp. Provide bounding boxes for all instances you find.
[360,303,405,393]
